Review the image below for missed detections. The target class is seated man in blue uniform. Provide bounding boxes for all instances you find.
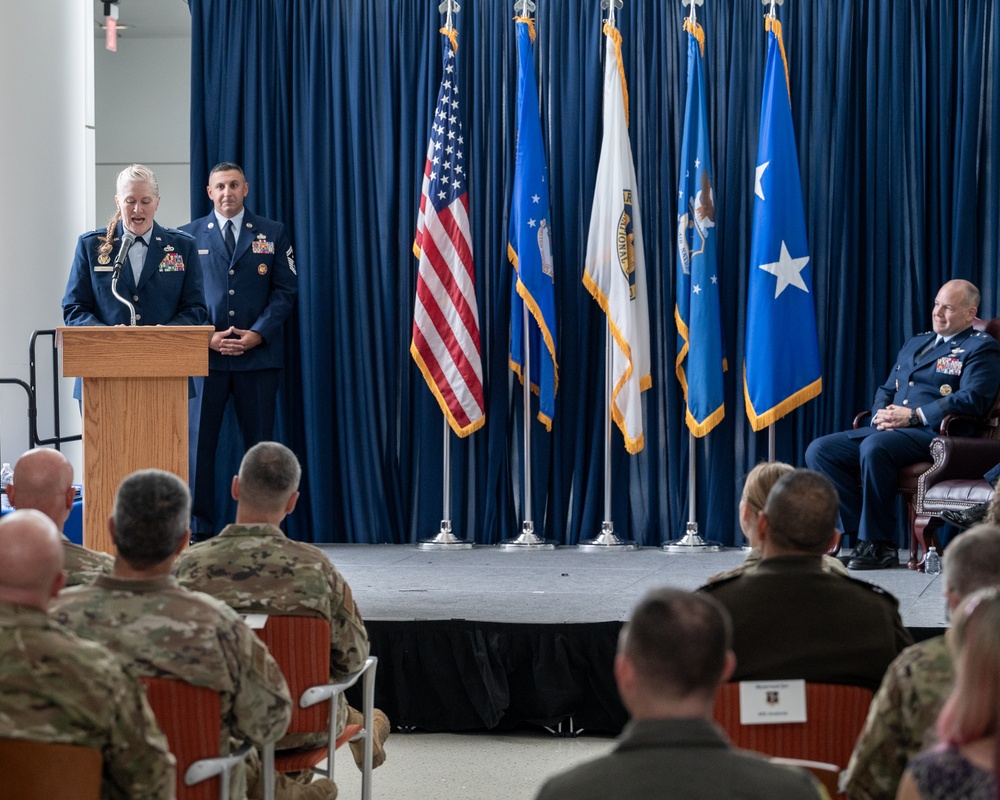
[806,280,1000,570]
[181,163,297,539]
[62,163,207,329]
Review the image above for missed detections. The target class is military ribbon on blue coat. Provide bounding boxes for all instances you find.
[583,21,652,455]
[508,15,558,430]
[675,18,726,438]
[744,17,822,431]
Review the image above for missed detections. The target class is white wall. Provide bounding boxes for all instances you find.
[0,14,193,475]
[94,34,192,230]
[0,1,93,471]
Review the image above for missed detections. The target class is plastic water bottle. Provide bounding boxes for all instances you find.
[924,546,942,576]
[0,463,12,494]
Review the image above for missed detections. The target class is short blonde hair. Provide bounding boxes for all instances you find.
[741,461,794,515]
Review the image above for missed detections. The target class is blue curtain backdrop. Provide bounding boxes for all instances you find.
[188,0,1000,545]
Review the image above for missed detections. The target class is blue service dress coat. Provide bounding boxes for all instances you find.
[850,326,1000,441]
[62,221,207,327]
[179,210,297,371]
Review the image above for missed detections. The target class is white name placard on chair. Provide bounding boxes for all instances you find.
[241,613,269,630]
[738,679,807,725]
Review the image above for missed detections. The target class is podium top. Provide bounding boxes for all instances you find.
[57,325,214,378]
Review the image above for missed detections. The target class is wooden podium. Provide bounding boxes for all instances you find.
[58,325,213,553]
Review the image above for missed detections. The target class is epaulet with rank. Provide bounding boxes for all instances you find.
[970,330,991,339]
[167,228,196,242]
[81,229,105,239]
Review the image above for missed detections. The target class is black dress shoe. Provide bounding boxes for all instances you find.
[847,540,898,570]
[939,503,988,531]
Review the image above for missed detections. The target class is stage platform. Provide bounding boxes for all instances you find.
[320,544,945,735]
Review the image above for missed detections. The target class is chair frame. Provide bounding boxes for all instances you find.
[141,676,254,800]
[257,614,378,800]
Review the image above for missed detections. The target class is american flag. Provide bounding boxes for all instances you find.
[411,30,485,437]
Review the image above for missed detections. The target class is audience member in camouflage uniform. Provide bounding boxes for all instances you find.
[5,448,112,586]
[705,461,848,586]
[176,441,388,769]
[843,524,1000,800]
[0,508,174,799]
[50,469,311,800]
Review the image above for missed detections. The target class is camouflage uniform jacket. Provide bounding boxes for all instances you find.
[175,523,370,746]
[704,548,849,585]
[51,574,292,755]
[62,533,114,587]
[0,600,175,800]
[842,635,953,800]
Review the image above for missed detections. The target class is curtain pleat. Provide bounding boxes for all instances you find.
[188,0,1000,545]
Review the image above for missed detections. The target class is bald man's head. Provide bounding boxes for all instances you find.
[7,449,75,530]
[0,509,65,610]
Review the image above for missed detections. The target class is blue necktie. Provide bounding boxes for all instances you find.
[223,220,236,259]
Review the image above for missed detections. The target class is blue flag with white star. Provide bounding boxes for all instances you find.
[675,20,726,437]
[508,17,558,429]
[744,18,822,431]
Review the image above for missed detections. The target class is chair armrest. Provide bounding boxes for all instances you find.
[852,410,871,430]
[184,740,253,790]
[923,437,1000,485]
[940,413,1000,437]
[300,656,377,709]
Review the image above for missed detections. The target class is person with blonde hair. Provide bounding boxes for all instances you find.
[63,163,206,329]
[896,585,1000,799]
[704,461,846,585]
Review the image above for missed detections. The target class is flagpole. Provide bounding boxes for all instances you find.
[500,303,556,550]
[663,0,721,553]
[419,420,473,549]
[417,0,475,550]
[579,323,638,550]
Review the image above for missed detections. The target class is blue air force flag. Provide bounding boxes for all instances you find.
[508,16,558,430]
[744,18,822,432]
[583,22,652,455]
[675,19,726,438]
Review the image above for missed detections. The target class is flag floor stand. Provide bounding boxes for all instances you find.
[662,522,723,553]
[418,519,473,550]
[499,521,557,551]
[578,521,639,551]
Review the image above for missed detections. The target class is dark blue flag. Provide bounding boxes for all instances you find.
[744,17,822,431]
[675,19,725,437]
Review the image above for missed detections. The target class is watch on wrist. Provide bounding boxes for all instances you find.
[909,410,920,427]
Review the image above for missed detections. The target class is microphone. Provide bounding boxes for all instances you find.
[110,231,138,326]
[111,231,136,279]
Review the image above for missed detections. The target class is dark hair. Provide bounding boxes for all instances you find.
[112,470,190,569]
[620,587,731,699]
[762,469,839,554]
[209,162,245,177]
[238,442,301,512]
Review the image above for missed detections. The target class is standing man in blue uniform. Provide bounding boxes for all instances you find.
[806,280,1000,570]
[63,164,206,328]
[181,163,298,539]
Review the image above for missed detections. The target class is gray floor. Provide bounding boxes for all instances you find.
[321,544,948,629]
[328,729,616,800]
